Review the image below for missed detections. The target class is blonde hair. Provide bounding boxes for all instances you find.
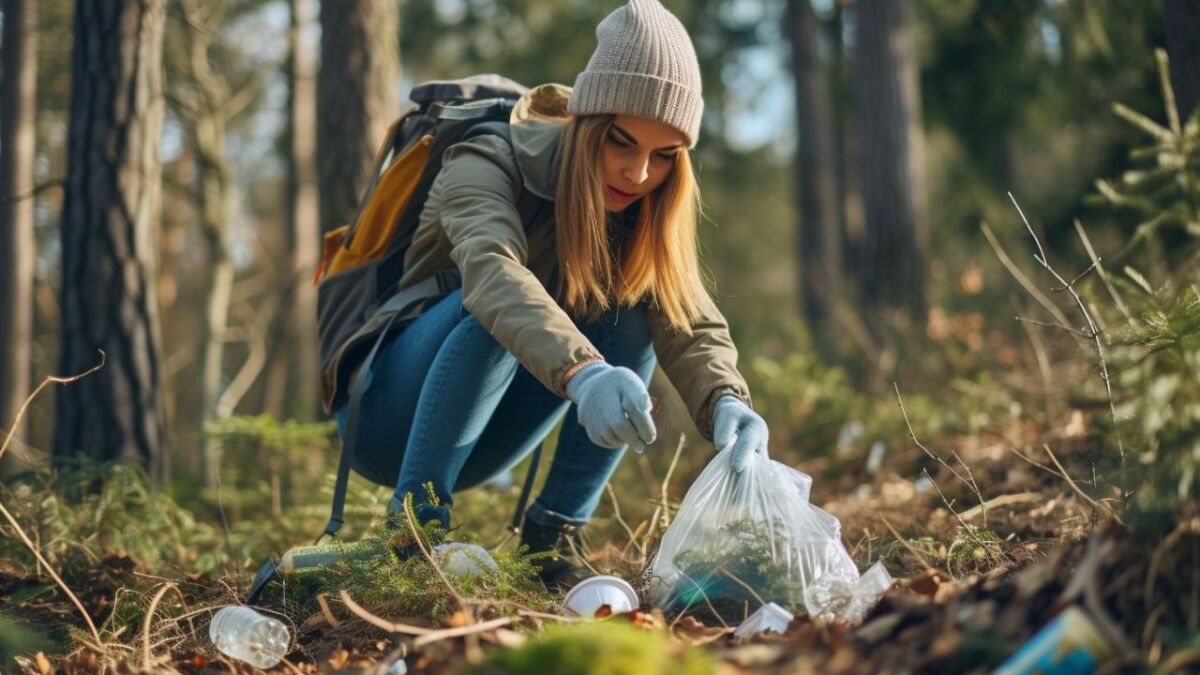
[554,114,705,333]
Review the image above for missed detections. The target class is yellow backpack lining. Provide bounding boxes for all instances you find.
[316,132,435,281]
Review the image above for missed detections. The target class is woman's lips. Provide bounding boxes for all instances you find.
[607,185,638,203]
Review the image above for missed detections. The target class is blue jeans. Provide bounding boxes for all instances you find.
[335,288,657,530]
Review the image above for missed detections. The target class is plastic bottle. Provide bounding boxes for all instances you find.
[209,606,290,668]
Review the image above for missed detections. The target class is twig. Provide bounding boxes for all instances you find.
[402,495,468,612]
[669,571,729,630]
[1014,317,1097,339]
[141,583,184,669]
[894,383,986,522]
[959,492,1042,522]
[714,565,766,607]
[1074,219,1133,325]
[1051,260,1101,292]
[0,352,106,463]
[877,511,938,573]
[337,590,434,635]
[981,222,1077,337]
[1,178,63,204]
[0,501,101,644]
[316,593,341,628]
[1008,192,1124,462]
[0,356,110,646]
[411,617,514,648]
[647,434,686,539]
[1043,444,1123,526]
[606,483,644,559]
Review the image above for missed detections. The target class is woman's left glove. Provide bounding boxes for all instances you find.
[712,395,769,473]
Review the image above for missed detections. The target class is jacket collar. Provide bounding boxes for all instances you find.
[509,83,573,201]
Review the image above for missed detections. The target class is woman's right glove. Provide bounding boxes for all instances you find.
[566,361,657,453]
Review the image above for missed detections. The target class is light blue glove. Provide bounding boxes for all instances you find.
[566,361,656,453]
[713,395,769,472]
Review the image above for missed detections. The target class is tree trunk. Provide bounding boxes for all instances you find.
[788,0,842,334]
[0,0,38,448]
[1163,0,1200,122]
[265,0,321,420]
[54,0,167,479]
[317,0,399,235]
[853,0,928,329]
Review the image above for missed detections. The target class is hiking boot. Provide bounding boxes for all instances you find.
[519,514,593,590]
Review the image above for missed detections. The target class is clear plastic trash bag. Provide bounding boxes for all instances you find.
[647,448,864,623]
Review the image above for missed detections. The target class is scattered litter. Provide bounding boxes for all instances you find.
[993,606,1114,675]
[804,561,894,624]
[562,575,639,618]
[733,602,794,639]
[866,441,887,474]
[837,420,865,448]
[209,605,290,668]
[433,542,499,578]
[914,474,935,494]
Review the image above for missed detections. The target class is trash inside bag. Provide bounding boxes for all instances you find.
[648,448,875,624]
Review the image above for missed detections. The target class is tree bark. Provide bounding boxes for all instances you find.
[54,0,167,479]
[265,0,321,420]
[317,0,400,235]
[788,0,842,333]
[1,0,38,447]
[1163,0,1200,123]
[853,0,928,328]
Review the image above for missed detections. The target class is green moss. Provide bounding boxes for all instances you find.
[461,621,714,675]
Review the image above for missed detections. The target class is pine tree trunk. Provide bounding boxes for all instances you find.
[54,0,167,479]
[853,0,928,329]
[1163,0,1200,122]
[266,0,321,420]
[0,0,38,447]
[788,0,842,333]
[317,0,400,235]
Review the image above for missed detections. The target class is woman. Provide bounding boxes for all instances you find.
[336,0,770,587]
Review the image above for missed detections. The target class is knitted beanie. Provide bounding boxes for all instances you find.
[568,0,703,147]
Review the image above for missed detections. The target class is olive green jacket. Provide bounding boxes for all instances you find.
[395,83,750,441]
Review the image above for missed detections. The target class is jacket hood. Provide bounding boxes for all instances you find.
[509,83,573,201]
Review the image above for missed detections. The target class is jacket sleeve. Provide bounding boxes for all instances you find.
[434,134,603,397]
[647,288,752,442]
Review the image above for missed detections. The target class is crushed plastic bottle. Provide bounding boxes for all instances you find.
[209,605,290,668]
[433,542,499,578]
[804,561,893,624]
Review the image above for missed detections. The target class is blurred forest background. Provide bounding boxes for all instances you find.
[2,0,1189,485]
[1,0,1199,669]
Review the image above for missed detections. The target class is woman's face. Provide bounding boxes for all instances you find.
[601,115,686,212]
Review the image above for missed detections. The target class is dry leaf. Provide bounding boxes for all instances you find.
[326,647,350,670]
[594,604,613,619]
[674,616,733,645]
[445,609,474,627]
[34,652,52,675]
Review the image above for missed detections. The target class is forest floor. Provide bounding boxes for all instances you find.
[4,398,1196,675]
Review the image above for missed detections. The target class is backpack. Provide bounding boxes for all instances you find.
[315,74,548,415]
[313,75,551,544]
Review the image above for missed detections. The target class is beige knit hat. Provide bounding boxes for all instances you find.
[568,0,703,148]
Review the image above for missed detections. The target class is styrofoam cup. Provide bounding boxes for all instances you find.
[561,575,639,618]
[433,543,498,578]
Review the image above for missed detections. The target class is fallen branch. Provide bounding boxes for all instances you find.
[959,492,1042,522]
[337,590,434,636]
[411,617,514,648]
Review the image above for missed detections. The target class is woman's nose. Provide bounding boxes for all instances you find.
[621,156,650,185]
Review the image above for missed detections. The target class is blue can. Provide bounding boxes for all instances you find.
[994,607,1114,675]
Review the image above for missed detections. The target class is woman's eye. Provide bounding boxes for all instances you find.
[607,134,631,147]
[655,152,675,162]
